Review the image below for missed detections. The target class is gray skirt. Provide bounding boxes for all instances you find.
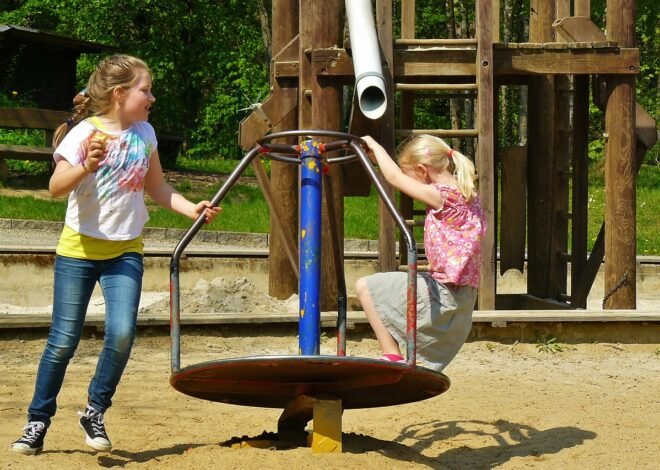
[365,271,477,372]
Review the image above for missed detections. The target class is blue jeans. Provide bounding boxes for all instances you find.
[28,253,143,426]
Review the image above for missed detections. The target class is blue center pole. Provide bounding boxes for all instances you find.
[299,140,322,355]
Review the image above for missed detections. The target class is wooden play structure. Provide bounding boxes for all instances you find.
[239,0,655,312]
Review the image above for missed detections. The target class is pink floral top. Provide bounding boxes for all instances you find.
[424,184,487,287]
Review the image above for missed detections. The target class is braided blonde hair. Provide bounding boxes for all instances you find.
[53,54,150,146]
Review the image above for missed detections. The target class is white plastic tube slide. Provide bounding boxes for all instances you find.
[345,0,388,120]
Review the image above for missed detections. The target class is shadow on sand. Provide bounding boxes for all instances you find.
[92,419,595,468]
[343,419,596,469]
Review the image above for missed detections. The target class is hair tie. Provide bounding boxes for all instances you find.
[66,116,76,129]
[447,149,454,158]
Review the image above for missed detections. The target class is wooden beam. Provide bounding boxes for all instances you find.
[311,0,344,311]
[0,107,70,129]
[394,48,476,76]
[476,0,496,310]
[554,17,606,43]
[274,47,640,79]
[251,158,299,279]
[401,0,416,39]
[376,0,398,273]
[299,0,313,130]
[574,0,591,17]
[602,0,636,309]
[500,147,527,274]
[526,0,555,300]
[548,72,571,302]
[555,0,570,20]
[571,76,589,308]
[494,48,640,75]
[265,0,299,300]
[492,0,500,43]
[571,132,649,309]
[396,38,478,46]
[398,0,415,269]
[238,86,297,151]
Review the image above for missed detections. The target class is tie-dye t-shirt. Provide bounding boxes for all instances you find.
[53,119,157,240]
[424,184,487,288]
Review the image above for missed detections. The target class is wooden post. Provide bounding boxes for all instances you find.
[500,147,527,274]
[571,76,589,308]
[398,0,415,268]
[376,0,397,273]
[492,0,500,43]
[401,0,416,37]
[549,0,571,301]
[269,0,300,299]
[527,0,555,299]
[574,0,591,17]
[549,74,570,301]
[603,0,636,309]
[311,0,344,310]
[299,0,313,129]
[476,0,496,310]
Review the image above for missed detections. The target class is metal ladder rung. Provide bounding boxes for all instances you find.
[396,129,479,138]
[395,83,478,92]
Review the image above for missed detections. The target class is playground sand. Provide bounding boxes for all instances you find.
[0,330,658,469]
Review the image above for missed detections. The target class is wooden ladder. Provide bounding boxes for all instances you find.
[394,0,496,309]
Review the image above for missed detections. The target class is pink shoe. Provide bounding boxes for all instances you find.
[381,353,406,363]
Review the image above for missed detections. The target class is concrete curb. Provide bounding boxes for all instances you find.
[0,218,379,252]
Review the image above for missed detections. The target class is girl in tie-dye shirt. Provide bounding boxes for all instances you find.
[356,134,487,372]
[11,55,220,457]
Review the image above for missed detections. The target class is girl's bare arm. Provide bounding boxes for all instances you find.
[144,149,220,222]
[362,136,443,209]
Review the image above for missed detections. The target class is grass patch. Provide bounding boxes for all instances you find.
[0,163,657,253]
[0,195,67,220]
[147,184,271,233]
[173,155,270,178]
[586,164,660,255]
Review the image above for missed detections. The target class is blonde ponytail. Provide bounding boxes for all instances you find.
[398,134,477,201]
[448,149,477,202]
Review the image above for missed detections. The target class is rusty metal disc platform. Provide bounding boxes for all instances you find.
[170,355,450,409]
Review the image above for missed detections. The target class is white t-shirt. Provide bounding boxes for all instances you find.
[54,118,157,240]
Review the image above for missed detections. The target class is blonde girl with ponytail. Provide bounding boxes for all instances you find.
[356,134,487,371]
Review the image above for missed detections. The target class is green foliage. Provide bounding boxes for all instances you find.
[534,334,564,354]
[1,0,270,161]
[1,0,656,165]
[0,91,53,175]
